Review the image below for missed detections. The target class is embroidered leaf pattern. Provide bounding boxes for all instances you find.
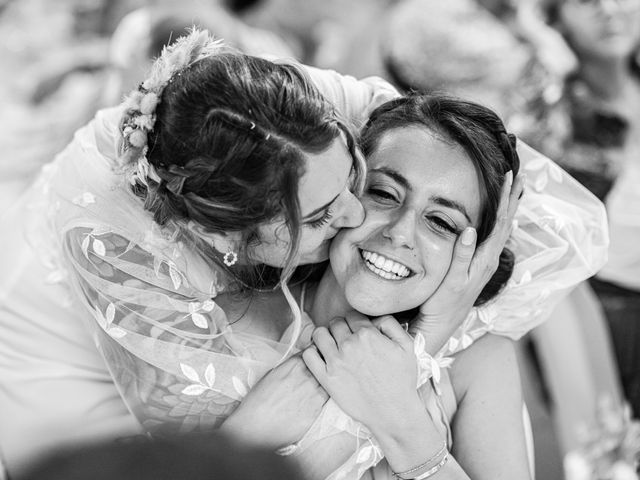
[180,363,200,383]
[232,376,248,397]
[204,364,216,388]
[105,303,115,323]
[534,171,548,192]
[202,300,215,312]
[72,191,96,207]
[181,384,208,396]
[108,326,127,339]
[191,313,208,329]
[92,239,106,256]
[356,445,375,464]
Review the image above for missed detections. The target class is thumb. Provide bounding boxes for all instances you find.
[372,316,413,350]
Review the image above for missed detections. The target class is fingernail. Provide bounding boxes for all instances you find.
[506,170,513,185]
[461,227,476,246]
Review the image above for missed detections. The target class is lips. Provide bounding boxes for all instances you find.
[360,249,413,280]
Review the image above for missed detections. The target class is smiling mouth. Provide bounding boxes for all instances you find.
[360,249,413,280]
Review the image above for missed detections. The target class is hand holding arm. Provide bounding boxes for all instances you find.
[221,354,329,449]
[303,313,469,478]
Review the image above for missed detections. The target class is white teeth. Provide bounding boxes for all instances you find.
[360,249,411,280]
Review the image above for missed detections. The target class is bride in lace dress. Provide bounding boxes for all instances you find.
[0,30,607,478]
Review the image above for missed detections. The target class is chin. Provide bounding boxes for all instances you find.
[344,287,408,317]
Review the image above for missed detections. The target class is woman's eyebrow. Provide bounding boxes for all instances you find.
[431,196,472,223]
[370,167,411,191]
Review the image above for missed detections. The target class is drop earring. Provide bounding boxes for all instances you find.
[223,247,238,267]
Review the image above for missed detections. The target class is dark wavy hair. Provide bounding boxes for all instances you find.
[360,93,520,307]
[137,53,362,290]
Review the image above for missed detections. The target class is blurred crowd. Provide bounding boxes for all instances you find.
[1,0,639,478]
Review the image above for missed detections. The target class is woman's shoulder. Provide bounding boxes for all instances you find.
[450,334,518,399]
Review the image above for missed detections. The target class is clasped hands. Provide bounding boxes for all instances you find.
[223,173,523,447]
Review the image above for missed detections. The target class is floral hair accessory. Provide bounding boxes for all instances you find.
[118,28,227,187]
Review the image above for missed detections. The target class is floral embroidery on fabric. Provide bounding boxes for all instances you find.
[72,192,96,207]
[180,363,218,396]
[94,303,127,339]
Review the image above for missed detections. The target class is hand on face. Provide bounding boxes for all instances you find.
[411,171,525,354]
[221,354,328,448]
[302,312,421,435]
[329,127,483,316]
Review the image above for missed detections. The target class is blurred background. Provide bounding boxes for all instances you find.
[1,0,639,479]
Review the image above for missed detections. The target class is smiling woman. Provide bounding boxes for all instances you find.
[329,95,518,316]
[333,126,483,314]
[301,95,529,480]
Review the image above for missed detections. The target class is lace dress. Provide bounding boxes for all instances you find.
[0,67,608,477]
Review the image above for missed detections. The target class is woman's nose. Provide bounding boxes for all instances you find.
[382,209,416,249]
[332,191,365,229]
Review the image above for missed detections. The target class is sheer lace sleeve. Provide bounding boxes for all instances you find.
[442,141,609,354]
[60,225,283,436]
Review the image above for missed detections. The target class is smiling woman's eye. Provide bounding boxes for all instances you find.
[366,186,399,203]
[428,215,458,235]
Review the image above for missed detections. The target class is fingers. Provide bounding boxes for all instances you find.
[494,170,514,241]
[450,226,477,278]
[302,346,326,382]
[499,171,525,244]
[371,316,414,350]
[328,317,352,343]
[311,327,338,358]
[509,173,525,217]
[343,311,374,332]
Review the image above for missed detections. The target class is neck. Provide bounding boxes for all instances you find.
[578,54,630,100]
[309,267,353,327]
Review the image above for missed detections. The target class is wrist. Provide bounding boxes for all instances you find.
[393,448,450,480]
[370,399,445,473]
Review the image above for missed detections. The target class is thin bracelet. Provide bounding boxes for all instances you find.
[413,452,450,480]
[393,441,447,479]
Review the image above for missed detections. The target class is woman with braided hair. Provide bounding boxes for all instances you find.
[0,29,606,478]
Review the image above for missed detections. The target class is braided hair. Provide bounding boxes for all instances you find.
[360,93,520,306]
[136,53,360,290]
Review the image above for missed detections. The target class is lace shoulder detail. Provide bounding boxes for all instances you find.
[61,226,279,434]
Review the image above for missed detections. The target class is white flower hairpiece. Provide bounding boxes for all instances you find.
[118,28,227,187]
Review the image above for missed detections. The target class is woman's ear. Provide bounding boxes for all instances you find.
[186,221,242,255]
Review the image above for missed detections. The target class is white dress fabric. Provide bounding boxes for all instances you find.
[0,67,607,478]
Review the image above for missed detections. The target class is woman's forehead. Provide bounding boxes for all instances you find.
[368,126,482,223]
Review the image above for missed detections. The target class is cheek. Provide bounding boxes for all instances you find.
[416,234,456,284]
